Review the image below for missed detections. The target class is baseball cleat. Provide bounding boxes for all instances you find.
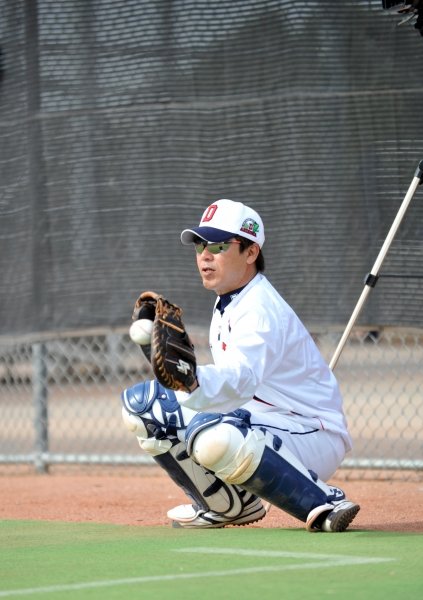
[168,495,268,528]
[321,500,360,532]
[306,500,360,532]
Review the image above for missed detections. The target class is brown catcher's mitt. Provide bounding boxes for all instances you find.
[132,291,198,393]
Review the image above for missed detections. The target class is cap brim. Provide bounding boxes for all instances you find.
[180,226,234,245]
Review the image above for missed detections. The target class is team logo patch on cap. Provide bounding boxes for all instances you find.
[240,218,259,238]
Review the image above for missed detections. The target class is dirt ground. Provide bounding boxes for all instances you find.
[1,466,422,532]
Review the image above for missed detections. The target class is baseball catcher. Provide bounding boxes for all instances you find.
[122,199,360,531]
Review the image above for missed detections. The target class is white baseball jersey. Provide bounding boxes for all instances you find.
[179,273,352,452]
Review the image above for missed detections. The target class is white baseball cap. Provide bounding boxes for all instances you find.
[181,199,265,248]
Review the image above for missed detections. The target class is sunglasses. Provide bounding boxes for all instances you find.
[194,240,241,255]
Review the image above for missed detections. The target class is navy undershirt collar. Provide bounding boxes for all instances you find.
[216,285,246,315]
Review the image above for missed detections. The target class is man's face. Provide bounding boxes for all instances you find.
[195,239,259,295]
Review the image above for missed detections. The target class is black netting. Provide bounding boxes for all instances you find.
[1,0,423,336]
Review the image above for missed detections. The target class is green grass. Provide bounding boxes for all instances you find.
[0,521,422,599]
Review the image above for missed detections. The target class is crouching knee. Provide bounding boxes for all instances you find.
[121,407,172,456]
[185,413,266,485]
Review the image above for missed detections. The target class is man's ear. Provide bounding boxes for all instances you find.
[246,243,260,264]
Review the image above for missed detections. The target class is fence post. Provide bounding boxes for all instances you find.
[32,342,49,473]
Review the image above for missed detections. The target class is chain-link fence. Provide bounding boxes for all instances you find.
[1,327,422,479]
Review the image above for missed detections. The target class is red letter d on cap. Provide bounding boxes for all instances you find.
[202,204,218,222]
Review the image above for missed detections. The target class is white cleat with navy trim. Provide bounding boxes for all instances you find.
[168,494,267,528]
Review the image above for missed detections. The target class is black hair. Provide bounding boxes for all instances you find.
[235,236,265,273]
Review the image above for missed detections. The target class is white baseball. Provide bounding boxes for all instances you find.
[129,319,153,345]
